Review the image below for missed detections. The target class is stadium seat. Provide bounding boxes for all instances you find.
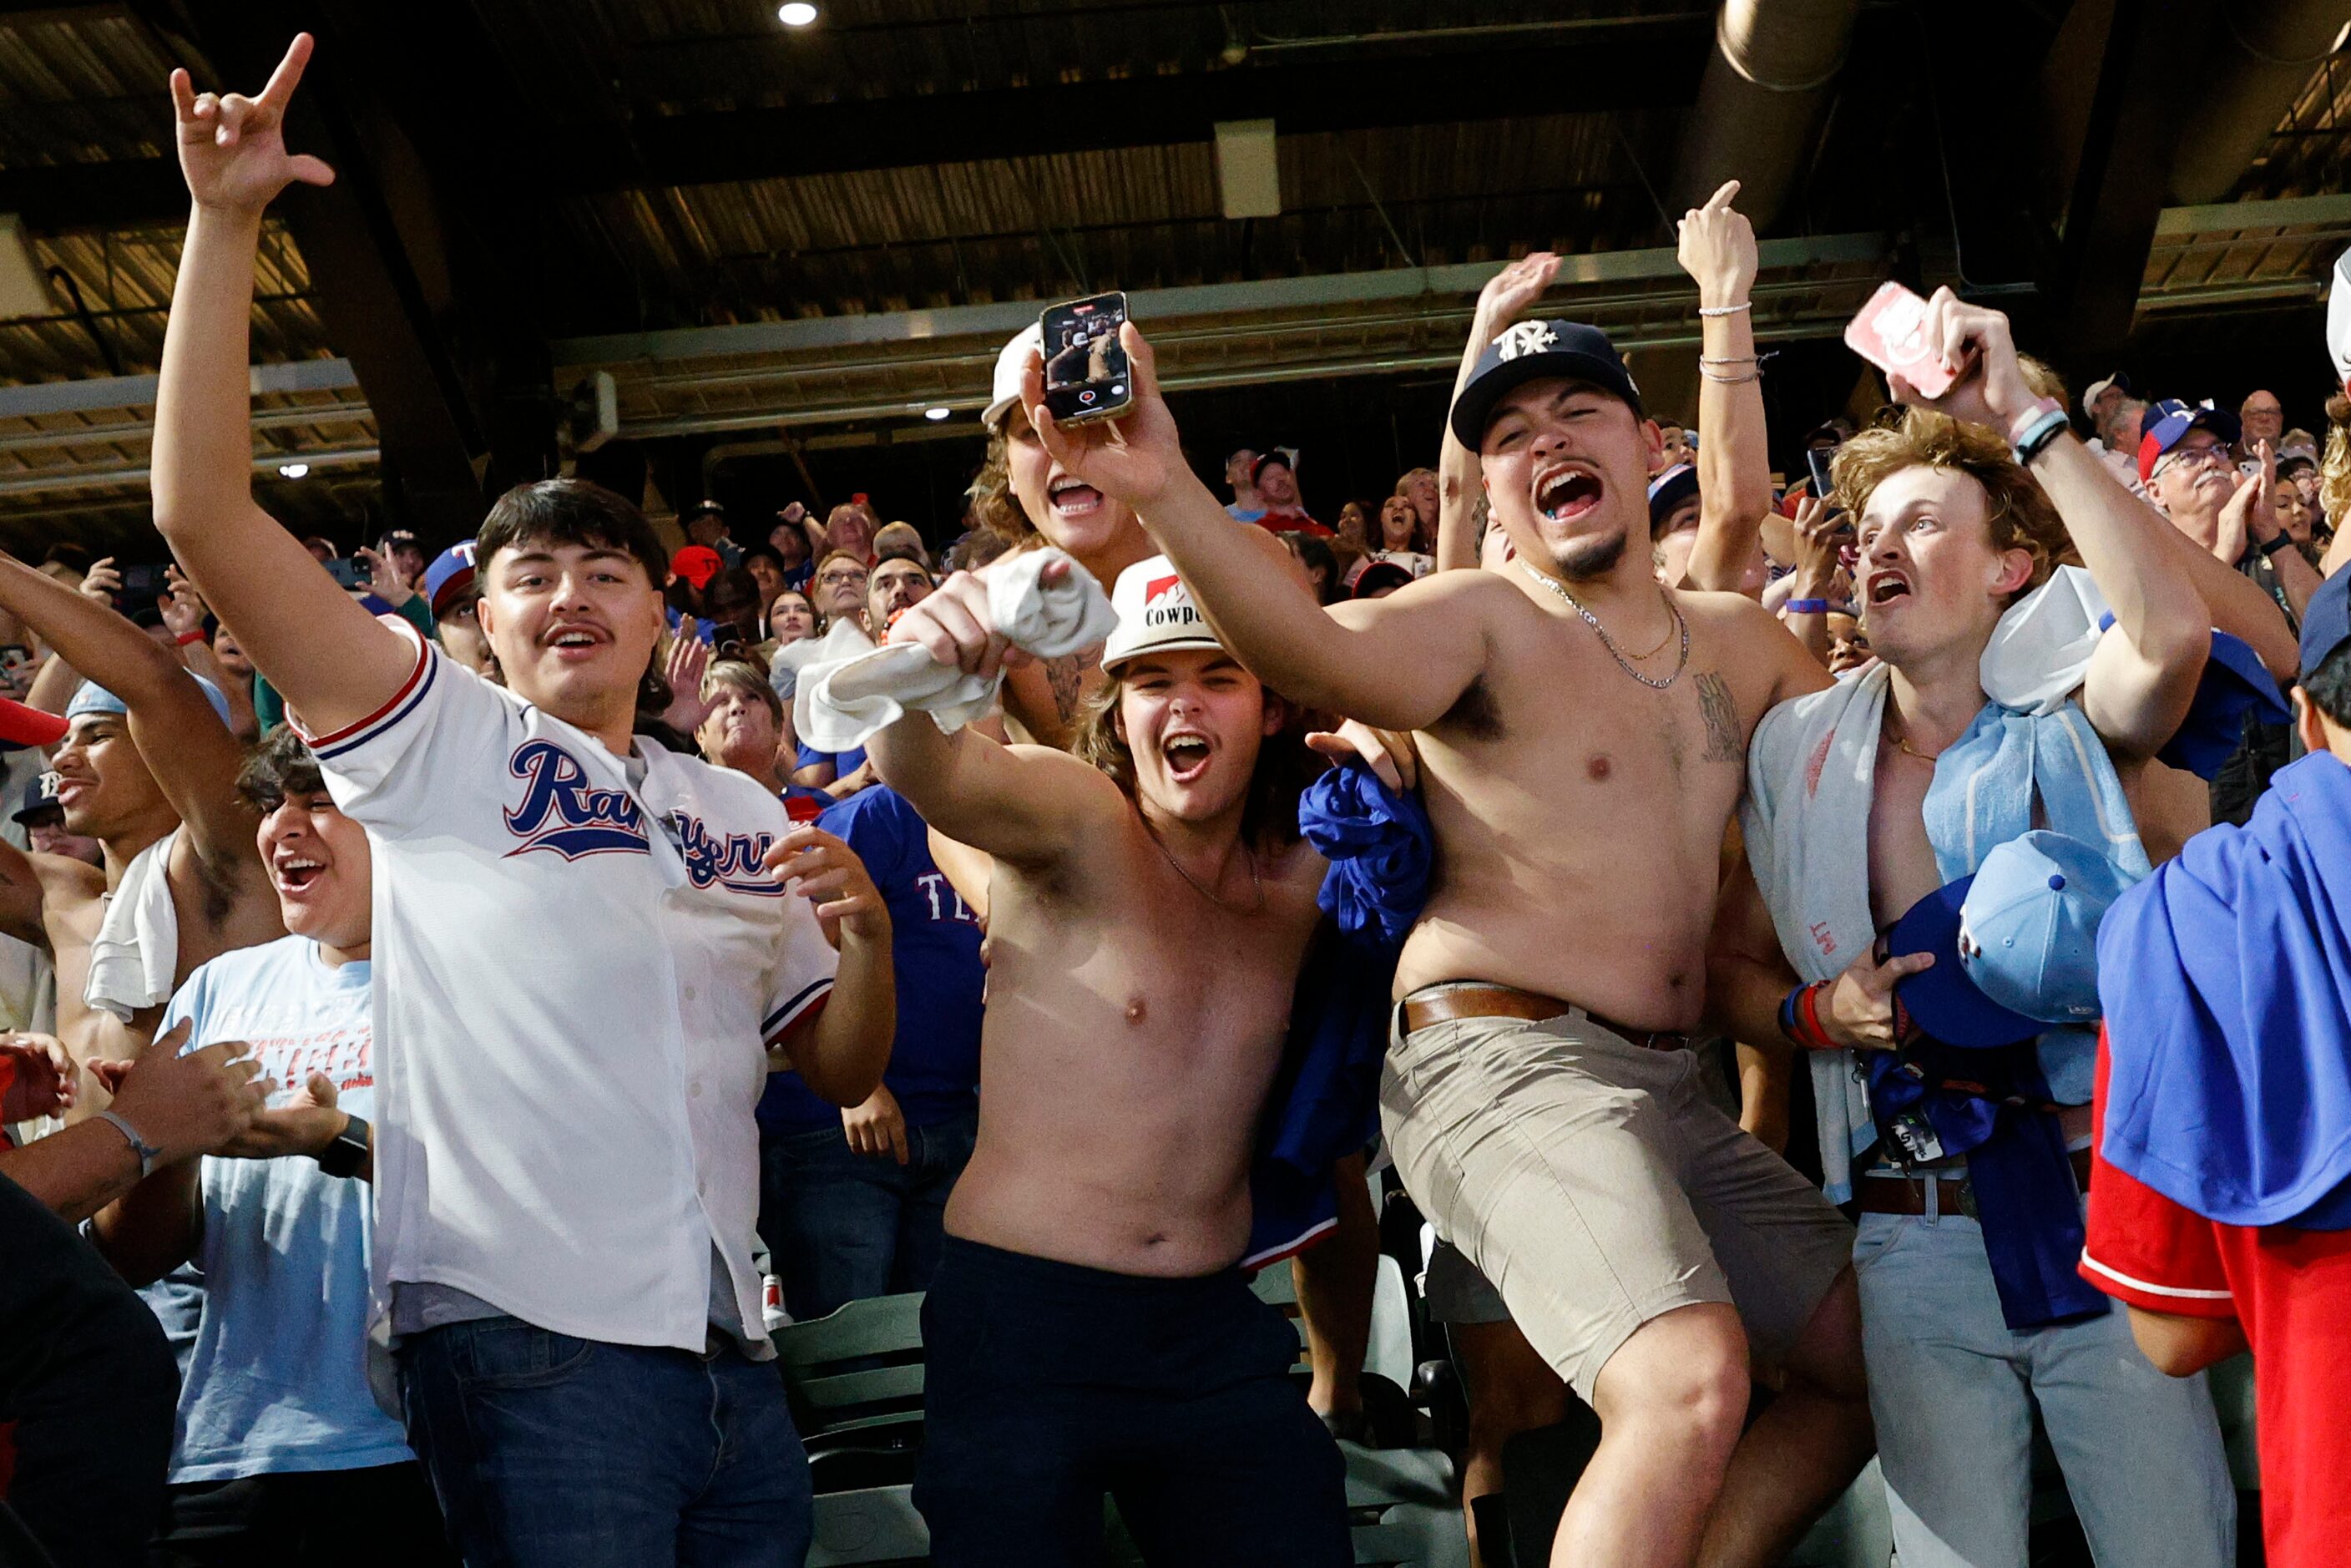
[775,1294,932,1564]
[805,1484,929,1568]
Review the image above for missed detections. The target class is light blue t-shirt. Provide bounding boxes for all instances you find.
[160,935,414,1483]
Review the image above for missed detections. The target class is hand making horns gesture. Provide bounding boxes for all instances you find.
[170,33,337,214]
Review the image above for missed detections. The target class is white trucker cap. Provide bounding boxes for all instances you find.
[983,322,1044,432]
[1100,554,1226,675]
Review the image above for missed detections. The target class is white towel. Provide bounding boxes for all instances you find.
[1977,566,2111,717]
[1741,665,1889,1203]
[84,826,180,1024]
[796,549,1118,755]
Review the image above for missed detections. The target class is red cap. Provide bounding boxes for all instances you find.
[0,698,66,750]
[670,545,725,591]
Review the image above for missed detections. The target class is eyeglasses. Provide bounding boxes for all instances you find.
[817,569,868,586]
[2150,443,2230,483]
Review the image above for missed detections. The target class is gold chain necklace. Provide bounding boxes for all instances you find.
[1519,564,1691,689]
[1148,827,1264,913]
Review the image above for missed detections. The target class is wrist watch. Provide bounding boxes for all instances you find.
[2258,532,2298,559]
[95,1109,160,1179]
[315,1113,369,1179]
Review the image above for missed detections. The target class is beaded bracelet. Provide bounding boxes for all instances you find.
[1698,301,1752,317]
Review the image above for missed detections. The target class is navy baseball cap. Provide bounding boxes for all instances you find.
[1647,463,1699,534]
[1888,832,2133,1047]
[12,770,58,824]
[423,541,478,617]
[2136,399,2240,483]
[2301,567,2350,682]
[1449,320,1641,449]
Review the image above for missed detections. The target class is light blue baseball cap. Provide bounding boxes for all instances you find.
[68,673,233,731]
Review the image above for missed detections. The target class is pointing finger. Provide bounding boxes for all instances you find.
[170,68,198,119]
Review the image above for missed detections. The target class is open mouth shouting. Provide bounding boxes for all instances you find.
[272,852,327,898]
[544,622,608,662]
[1160,730,1214,785]
[1049,475,1106,521]
[1531,461,1604,526]
[1865,569,1914,610]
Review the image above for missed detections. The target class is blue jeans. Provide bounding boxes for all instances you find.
[1853,1210,2234,1567]
[758,1108,976,1322]
[395,1317,812,1568]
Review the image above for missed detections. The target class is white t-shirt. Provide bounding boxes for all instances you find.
[298,626,838,1358]
[163,937,412,1482]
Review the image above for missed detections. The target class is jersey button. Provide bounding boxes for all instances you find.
[689,1079,704,1099]
[682,984,699,1002]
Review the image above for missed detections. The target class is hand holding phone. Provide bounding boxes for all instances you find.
[1845,282,1960,400]
[1038,291,1132,425]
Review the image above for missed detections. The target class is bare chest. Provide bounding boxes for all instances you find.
[1865,748,1944,929]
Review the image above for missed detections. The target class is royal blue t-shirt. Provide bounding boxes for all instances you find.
[795,742,867,778]
[759,787,983,1131]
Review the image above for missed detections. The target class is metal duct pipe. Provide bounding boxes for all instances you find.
[2168,2,2348,205]
[1670,0,1863,230]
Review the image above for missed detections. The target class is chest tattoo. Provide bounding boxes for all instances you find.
[1695,671,1741,764]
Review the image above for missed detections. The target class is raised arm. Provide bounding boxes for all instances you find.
[1676,182,1774,597]
[149,34,413,737]
[2225,445,2325,621]
[1436,254,1561,573]
[862,568,1130,865]
[0,554,255,879]
[1025,328,1494,731]
[1895,292,2206,758]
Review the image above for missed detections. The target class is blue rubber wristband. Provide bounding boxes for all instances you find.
[1785,598,1832,615]
[2012,408,2070,467]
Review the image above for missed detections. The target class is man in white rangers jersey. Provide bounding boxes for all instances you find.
[152,36,896,1567]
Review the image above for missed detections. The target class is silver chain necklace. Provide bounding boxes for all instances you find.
[1148,827,1265,913]
[1519,564,1691,690]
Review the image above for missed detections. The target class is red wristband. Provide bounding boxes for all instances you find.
[1794,982,1838,1051]
[174,630,205,647]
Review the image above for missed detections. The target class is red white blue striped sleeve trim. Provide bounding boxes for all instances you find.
[297,625,436,762]
[762,977,834,1047]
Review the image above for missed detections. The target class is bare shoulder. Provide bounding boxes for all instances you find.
[1676,587,1829,711]
[25,851,102,903]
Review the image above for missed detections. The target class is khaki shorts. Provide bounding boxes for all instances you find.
[1383,998,1853,1402]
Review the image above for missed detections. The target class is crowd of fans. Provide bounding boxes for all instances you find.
[0,33,2348,1568]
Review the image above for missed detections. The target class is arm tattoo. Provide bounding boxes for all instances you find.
[1044,653,1086,723]
[1696,671,1742,763]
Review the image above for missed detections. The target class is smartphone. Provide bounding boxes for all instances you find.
[1803,446,1838,503]
[1038,291,1132,425]
[325,558,367,589]
[120,564,168,595]
[1844,281,1960,399]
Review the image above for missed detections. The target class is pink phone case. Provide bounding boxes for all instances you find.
[1844,282,1958,399]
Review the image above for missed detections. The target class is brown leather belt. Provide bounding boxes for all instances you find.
[1401,984,1689,1052]
[1855,1149,2095,1217]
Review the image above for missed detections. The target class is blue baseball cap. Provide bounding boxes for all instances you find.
[2301,567,2350,683]
[1888,832,2135,1046]
[12,769,58,824]
[423,540,478,618]
[1449,319,1642,449]
[2136,398,2240,483]
[67,675,231,731]
[1647,463,1699,534]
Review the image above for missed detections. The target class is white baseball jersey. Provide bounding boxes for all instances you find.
[299,624,837,1357]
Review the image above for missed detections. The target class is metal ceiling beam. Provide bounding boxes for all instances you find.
[3,19,1711,234]
[554,232,1888,368]
[0,357,358,417]
[0,441,376,498]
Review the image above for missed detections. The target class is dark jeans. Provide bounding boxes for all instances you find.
[758,1108,975,1321]
[396,1316,811,1568]
[914,1237,1351,1568]
[149,1462,456,1567]
[0,1172,177,1568]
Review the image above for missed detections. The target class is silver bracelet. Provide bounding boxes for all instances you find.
[1700,367,1762,384]
[1697,301,1752,317]
[1698,355,1758,366]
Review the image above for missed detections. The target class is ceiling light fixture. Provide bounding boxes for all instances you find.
[277,462,310,479]
[924,406,951,421]
[778,3,818,26]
